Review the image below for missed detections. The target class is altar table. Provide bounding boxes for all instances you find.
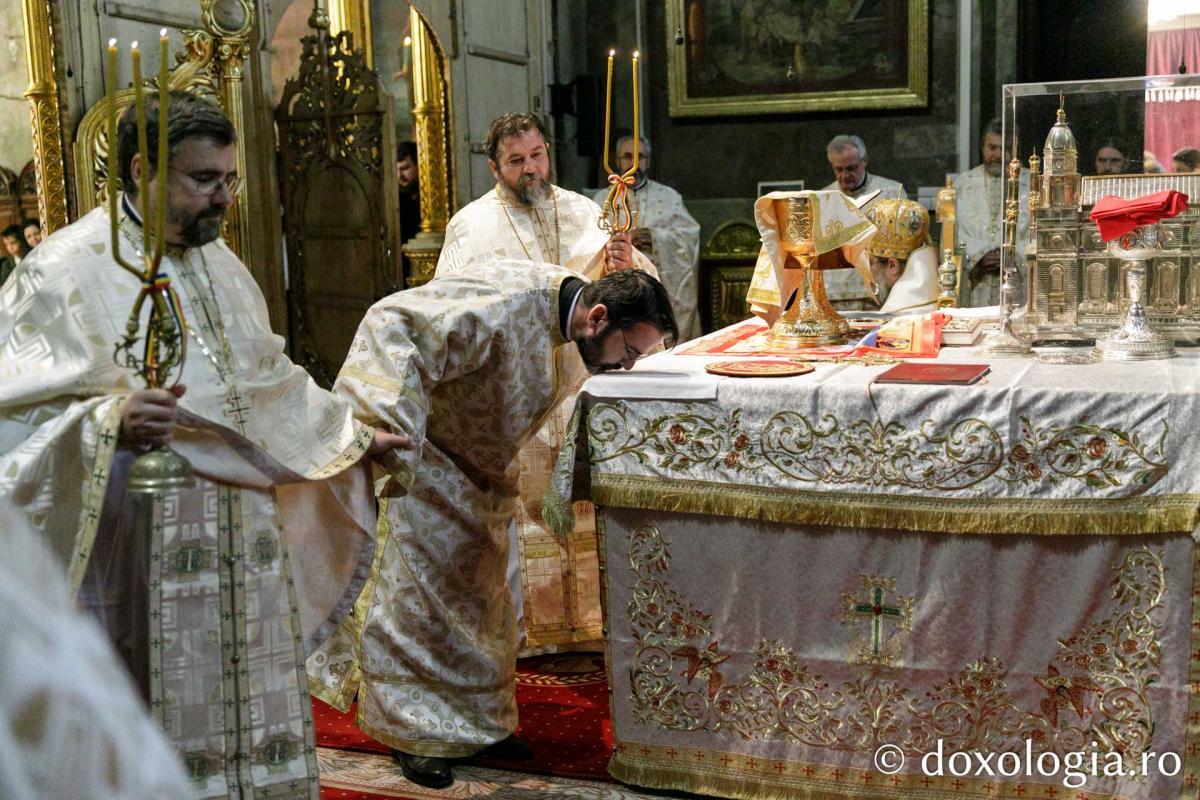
[550,330,1200,800]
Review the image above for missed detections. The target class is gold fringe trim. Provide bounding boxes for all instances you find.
[609,746,1130,800]
[542,477,575,538]
[592,474,1200,536]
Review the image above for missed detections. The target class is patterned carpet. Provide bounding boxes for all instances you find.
[318,654,660,798]
[318,748,685,799]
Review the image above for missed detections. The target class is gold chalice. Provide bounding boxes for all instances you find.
[768,196,852,346]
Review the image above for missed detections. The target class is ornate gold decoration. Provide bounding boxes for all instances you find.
[768,196,851,346]
[402,6,454,288]
[627,523,1165,770]
[326,0,372,67]
[21,0,69,233]
[841,575,914,667]
[201,0,254,265]
[75,32,219,215]
[701,220,758,333]
[586,402,1169,496]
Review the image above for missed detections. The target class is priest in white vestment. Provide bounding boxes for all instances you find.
[0,92,408,800]
[954,119,1030,306]
[434,113,654,656]
[591,135,701,341]
[309,266,678,788]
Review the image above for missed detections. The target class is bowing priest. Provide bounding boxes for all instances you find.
[434,112,658,658]
[309,266,678,789]
[0,90,410,799]
[866,198,940,313]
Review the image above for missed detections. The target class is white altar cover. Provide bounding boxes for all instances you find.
[549,337,1200,800]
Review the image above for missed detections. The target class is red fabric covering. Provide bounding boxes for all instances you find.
[314,654,613,782]
[1089,190,1190,241]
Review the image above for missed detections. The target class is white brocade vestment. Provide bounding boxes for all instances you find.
[953,164,1030,306]
[432,184,655,654]
[310,261,580,757]
[592,179,701,341]
[0,205,376,800]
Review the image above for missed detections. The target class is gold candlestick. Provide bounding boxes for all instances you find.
[597,50,638,234]
[108,35,195,492]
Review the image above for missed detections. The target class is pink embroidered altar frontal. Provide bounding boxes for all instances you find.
[550,342,1200,800]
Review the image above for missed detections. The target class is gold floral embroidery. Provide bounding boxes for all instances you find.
[1000,415,1168,491]
[627,524,1165,769]
[588,401,1170,494]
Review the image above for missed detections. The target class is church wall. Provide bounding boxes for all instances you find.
[639,0,961,202]
[0,0,33,174]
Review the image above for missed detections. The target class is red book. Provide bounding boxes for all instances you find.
[873,362,990,385]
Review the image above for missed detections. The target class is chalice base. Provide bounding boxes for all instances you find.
[127,445,197,493]
[1094,327,1176,361]
[767,266,852,347]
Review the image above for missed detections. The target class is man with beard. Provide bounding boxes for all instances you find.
[953,118,1029,305]
[0,90,410,799]
[309,266,676,789]
[396,140,420,244]
[437,112,645,277]
[433,113,656,662]
[592,135,701,340]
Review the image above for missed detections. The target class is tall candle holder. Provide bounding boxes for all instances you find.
[988,157,1032,355]
[108,33,195,492]
[597,49,639,235]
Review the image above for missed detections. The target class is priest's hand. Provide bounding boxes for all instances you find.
[119,384,186,449]
[630,227,654,253]
[605,232,635,272]
[367,429,415,460]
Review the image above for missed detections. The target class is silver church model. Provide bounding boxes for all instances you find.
[1023,103,1200,342]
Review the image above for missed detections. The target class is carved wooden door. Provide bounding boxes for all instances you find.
[277,30,400,386]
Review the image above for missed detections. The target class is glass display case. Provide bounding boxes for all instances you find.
[999,74,1200,343]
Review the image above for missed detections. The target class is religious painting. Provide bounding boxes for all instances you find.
[666,0,929,117]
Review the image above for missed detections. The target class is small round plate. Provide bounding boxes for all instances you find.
[704,360,815,377]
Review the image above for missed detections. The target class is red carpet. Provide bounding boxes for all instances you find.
[315,653,613,795]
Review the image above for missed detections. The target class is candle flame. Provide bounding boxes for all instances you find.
[131,40,139,49]
[403,35,412,46]
[108,37,117,47]
[609,49,615,57]
[159,27,167,38]
[633,50,639,59]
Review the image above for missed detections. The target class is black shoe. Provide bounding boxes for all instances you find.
[479,734,534,761]
[392,749,455,789]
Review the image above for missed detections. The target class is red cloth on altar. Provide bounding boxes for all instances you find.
[1089,190,1189,242]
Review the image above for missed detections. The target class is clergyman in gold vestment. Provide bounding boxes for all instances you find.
[309,265,677,787]
[435,112,655,655]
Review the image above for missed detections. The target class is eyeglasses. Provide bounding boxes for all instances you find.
[620,328,646,365]
[170,168,245,198]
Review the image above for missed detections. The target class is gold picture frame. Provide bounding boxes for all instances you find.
[666,0,929,118]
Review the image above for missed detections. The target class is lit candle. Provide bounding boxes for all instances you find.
[629,51,639,176]
[602,49,614,177]
[106,38,120,257]
[153,29,169,261]
[130,41,151,258]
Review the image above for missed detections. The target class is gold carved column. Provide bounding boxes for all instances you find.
[404,6,452,286]
[21,0,69,233]
[201,0,254,266]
